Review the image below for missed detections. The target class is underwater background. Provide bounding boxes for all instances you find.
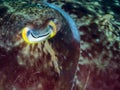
[48,0,120,90]
[0,0,120,90]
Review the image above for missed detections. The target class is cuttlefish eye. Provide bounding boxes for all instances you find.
[22,20,57,44]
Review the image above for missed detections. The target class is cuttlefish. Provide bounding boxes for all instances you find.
[0,0,80,90]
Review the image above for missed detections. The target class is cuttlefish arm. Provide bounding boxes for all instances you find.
[22,20,57,44]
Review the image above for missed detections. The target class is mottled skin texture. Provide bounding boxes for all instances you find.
[0,0,80,90]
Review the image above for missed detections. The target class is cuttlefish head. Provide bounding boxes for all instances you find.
[22,20,57,44]
[0,0,64,49]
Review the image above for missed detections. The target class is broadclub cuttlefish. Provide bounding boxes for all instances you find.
[0,0,80,90]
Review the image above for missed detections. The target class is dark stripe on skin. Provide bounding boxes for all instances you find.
[30,25,51,38]
[31,31,50,38]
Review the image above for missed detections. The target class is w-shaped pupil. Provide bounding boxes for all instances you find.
[31,26,51,38]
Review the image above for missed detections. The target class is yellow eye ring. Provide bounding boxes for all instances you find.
[22,27,33,44]
[48,20,57,38]
[22,20,57,44]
